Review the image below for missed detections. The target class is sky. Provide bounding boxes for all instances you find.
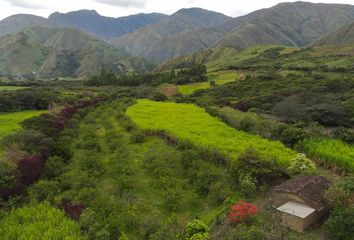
[1,0,354,20]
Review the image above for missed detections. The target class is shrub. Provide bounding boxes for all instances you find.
[229,201,258,223]
[44,155,67,179]
[325,177,354,208]
[185,219,210,240]
[238,174,257,196]
[119,232,129,240]
[130,130,145,143]
[325,206,354,240]
[286,153,316,175]
[234,148,283,187]
[227,224,265,240]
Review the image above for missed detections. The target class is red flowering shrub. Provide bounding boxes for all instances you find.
[229,201,258,223]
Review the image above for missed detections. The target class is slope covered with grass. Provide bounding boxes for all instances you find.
[178,70,238,95]
[300,139,354,171]
[126,100,296,165]
[0,110,46,140]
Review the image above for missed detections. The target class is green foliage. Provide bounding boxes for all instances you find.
[126,100,296,165]
[0,202,87,240]
[234,148,284,187]
[224,224,265,240]
[300,138,354,171]
[286,153,316,175]
[325,177,354,208]
[185,219,210,240]
[130,130,146,143]
[44,155,67,179]
[325,206,354,240]
[119,232,129,240]
[27,101,238,239]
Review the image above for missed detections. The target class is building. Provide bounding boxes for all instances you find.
[272,175,331,232]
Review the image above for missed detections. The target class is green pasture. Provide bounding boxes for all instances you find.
[126,100,296,165]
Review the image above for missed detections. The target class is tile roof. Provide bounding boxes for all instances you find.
[273,175,331,211]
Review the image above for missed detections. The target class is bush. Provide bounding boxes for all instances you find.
[238,174,257,196]
[325,206,354,240]
[229,201,258,223]
[130,130,145,143]
[185,219,210,240]
[234,148,283,187]
[325,177,354,208]
[286,153,316,175]
[227,224,265,240]
[44,156,67,179]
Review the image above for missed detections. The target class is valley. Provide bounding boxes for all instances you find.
[0,1,353,240]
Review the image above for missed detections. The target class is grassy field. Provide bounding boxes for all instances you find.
[0,110,46,156]
[178,70,238,95]
[0,86,29,91]
[300,138,354,172]
[126,100,296,165]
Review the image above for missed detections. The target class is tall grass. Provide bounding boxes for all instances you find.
[0,202,87,240]
[300,138,354,172]
[0,110,46,139]
[126,100,296,165]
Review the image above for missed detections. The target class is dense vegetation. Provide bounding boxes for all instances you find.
[87,65,207,87]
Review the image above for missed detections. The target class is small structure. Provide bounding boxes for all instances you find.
[272,175,331,232]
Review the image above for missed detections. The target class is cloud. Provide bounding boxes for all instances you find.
[94,0,147,8]
[4,0,48,9]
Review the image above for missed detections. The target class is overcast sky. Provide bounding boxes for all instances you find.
[1,0,354,20]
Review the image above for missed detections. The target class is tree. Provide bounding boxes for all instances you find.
[286,153,316,175]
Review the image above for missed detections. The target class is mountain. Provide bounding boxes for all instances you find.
[48,10,167,40]
[0,11,167,41]
[113,2,354,63]
[0,26,154,78]
[158,43,354,75]
[312,22,354,46]
[216,1,354,49]
[112,8,231,62]
[0,14,57,36]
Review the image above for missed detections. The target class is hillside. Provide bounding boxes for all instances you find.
[0,27,154,78]
[113,2,354,63]
[48,10,167,40]
[0,14,57,36]
[313,22,354,46]
[112,8,231,62]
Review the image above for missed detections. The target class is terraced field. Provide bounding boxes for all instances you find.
[178,70,238,95]
[0,86,29,91]
[126,100,296,165]
[0,110,46,155]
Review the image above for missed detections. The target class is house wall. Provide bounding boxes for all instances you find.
[280,211,320,232]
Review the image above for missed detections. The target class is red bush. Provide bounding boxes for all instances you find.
[61,199,85,220]
[229,200,258,223]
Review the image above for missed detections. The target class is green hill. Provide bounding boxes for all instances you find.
[114,2,354,63]
[0,26,154,78]
[112,8,231,63]
[313,22,354,46]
